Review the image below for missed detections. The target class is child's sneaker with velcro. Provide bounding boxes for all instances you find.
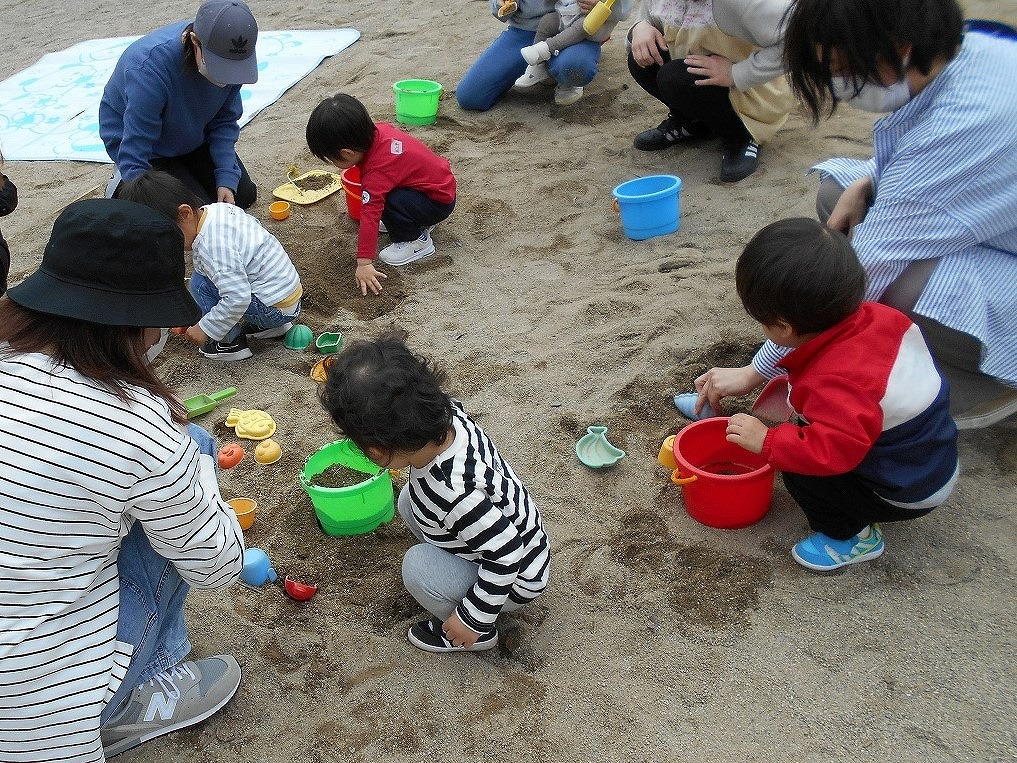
[378,231,436,266]
[407,617,498,653]
[792,524,884,572]
[101,656,242,758]
[199,334,252,361]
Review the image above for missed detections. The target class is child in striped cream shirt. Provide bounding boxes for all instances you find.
[119,170,302,361]
[319,334,550,652]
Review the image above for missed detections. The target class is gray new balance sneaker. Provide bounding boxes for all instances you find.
[101,655,242,758]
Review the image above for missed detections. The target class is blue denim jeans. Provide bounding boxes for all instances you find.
[189,271,301,343]
[456,25,602,111]
[100,424,215,723]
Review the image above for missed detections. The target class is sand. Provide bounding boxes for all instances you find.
[2,0,1016,761]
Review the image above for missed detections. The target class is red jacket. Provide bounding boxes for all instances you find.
[356,122,456,260]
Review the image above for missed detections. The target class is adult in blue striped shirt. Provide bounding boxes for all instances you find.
[684,0,1017,430]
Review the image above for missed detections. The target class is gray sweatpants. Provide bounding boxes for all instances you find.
[399,485,522,623]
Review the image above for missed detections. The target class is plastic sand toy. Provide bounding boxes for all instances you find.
[240,548,317,601]
[284,324,314,350]
[184,387,237,418]
[575,425,625,468]
[227,497,256,530]
[225,408,277,440]
[254,439,282,465]
[315,332,342,354]
[272,165,343,205]
[217,443,245,469]
[311,356,334,383]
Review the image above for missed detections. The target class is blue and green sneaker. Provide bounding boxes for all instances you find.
[792,525,884,572]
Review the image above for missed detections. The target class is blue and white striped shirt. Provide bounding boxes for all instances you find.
[755,30,1017,385]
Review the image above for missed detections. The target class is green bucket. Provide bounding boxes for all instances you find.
[393,79,442,126]
[300,439,394,536]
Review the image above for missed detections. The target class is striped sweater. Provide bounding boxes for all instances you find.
[406,403,550,633]
[193,203,301,341]
[0,350,244,763]
[755,30,1017,386]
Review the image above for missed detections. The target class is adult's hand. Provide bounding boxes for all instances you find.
[827,176,873,238]
[630,21,667,68]
[693,364,766,414]
[217,186,236,205]
[355,259,387,296]
[685,53,734,88]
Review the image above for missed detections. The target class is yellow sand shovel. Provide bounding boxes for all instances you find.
[583,0,616,35]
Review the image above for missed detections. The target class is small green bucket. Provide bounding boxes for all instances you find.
[393,79,442,126]
[300,439,394,535]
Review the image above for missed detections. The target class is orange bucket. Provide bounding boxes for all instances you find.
[668,417,774,529]
[340,166,362,221]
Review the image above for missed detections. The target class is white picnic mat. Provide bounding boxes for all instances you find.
[0,29,360,162]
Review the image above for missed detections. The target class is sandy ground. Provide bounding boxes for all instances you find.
[3,0,1016,761]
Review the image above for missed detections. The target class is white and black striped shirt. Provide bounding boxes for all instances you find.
[407,403,550,632]
[0,351,244,762]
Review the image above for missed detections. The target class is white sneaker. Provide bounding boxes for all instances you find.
[378,232,436,266]
[554,84,584,105]
[378,221,388,234]
[514,62,550,89]
[521,40,551,65]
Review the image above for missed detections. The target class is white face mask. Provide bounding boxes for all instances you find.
[143,328,169,365]
[830,76,912,112]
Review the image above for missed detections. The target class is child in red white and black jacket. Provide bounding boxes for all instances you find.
[306,93,456,297]
[718,218,959,572]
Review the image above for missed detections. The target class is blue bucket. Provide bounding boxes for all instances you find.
[612,175,681,241]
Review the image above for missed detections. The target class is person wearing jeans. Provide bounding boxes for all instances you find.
[457,0,629,109]
[0,198,244,762]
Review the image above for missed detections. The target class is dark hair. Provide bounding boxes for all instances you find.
[736,218,865,335]
[117,170,203,224]
[305,93,377,163]
[0,300,188,423]
[783,0,964,121]
[182,22,198,73]
[319,332,454,457]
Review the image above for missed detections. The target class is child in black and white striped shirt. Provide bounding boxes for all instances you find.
[319,334,550,653]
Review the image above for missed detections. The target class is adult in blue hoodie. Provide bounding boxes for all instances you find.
[99,0,259,208]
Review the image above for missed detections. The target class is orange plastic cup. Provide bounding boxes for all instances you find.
[227,498,257,530]
[269,201,291,221]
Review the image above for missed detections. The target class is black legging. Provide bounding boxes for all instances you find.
[148,143,257,210]
[627,49,752,149]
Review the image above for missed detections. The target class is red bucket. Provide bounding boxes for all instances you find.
[670,417,774,529]
[340,166,362,221]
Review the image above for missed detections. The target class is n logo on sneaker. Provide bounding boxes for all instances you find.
[144,692,177,722]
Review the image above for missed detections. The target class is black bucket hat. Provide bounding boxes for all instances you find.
[7,198,201,327]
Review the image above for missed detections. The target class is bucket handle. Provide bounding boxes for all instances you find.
[612,198,620,214]
[671,468,697,486]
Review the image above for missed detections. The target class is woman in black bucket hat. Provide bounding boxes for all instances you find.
[0,198,245,761]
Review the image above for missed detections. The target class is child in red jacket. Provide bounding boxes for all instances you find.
[306,93,456,296]
[718,218,959,572]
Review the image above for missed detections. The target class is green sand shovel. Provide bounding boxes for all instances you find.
[184,387,237,419]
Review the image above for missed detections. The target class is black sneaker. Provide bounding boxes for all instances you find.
[199,335,253,361]
[720,140,760,182]
[242,321,293,340]
[406,617,498,653]
[633,116,686,151]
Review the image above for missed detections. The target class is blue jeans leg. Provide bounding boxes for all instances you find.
[100,425,216,724]
[382,189,456,242]
[189,271,298,342]
[100,523,190,725]
[546,38,602,87]
[456,27,535,111]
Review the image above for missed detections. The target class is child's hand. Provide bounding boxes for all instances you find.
[355,259,388,296]
[442,611,485,648]
[694,364,765,414]
[183,325,208,346]
[726,413,768,454]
